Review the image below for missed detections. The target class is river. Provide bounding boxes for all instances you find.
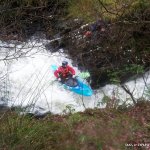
[0,38,150,114]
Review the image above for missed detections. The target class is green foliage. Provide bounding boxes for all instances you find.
[107,64,144,84]
[67,0,149,21]
[108,71,121,84]
[0,113,69,149]
[144,86,150,99]
[78,134,87,143]
[107,69,121,84]
[68,113,88,126]
[63,104,76,114]
[125,64,144,74]
[98,95,110,106]
[132,0,150,11]
[68,0,100,22]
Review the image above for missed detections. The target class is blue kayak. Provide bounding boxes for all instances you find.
[51,65,93,96]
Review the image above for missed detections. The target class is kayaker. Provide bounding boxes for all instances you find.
[54,61,75,83]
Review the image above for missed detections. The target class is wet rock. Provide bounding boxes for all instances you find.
[0,105,9,113]
[45,33,65,52]
[45,40,60,52]
[26,112,51,119]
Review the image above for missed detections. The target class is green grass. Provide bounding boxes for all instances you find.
[0,101,150,149]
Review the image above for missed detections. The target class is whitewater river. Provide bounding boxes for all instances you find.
[0,39,150,114]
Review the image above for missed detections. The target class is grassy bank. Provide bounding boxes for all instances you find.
[0,101,150,150]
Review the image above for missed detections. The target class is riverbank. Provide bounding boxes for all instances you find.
[0,100,150,149]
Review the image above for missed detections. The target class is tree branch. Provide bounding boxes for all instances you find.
[121,84,136,105]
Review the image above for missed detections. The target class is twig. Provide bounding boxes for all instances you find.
[121,84,136,104]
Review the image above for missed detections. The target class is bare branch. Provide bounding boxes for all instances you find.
[121,84,136,105]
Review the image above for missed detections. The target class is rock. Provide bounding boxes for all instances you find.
[0,105,9,113]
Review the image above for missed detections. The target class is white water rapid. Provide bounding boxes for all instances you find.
[0,39,150,114]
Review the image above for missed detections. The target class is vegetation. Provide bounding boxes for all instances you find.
[68,0,150,21]
[0,0,68,40]
[65,0,150,88]
[0,0,150,149]
[0,100,150,149]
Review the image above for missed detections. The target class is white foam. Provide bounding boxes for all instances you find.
[0,39,150,114]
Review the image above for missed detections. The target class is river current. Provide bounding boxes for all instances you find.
[0,39,149,114]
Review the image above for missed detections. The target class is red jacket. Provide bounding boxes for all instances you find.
[54,65,75,78]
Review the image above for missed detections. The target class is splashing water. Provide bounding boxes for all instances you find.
[0,39,99,114]
[0,39,150,114]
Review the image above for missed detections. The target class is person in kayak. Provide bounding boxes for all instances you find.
[54,61,75,83]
